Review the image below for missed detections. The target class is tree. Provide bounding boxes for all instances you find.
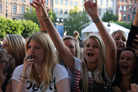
[0,16,40,38]
[24,8,57,26]
[63,7,90,36]
[102,10,118,22]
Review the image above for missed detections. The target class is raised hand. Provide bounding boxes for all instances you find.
[132,35,138,49]
[30,0,48,20]
[84,0,99,20]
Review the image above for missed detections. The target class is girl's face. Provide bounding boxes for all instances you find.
[64,39,76,57]
[2,39,13,55]
[27,40,45,64]
[113,32,126,52]
[84,38,99,64]
[119,50,136,76]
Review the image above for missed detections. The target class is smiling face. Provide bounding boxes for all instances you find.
[84,37,99,64]
[113,32,126,52]
[64,39,76,57]
[119,50,136,76]
[27,40,45,64]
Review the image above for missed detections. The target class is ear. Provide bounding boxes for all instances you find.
[0,62,6,70]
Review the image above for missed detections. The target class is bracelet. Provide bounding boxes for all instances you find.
[41,31,47,33]
[93,18,100,23]
[20,75,28,79]
[20,79,27,83]
[40,16,50,20]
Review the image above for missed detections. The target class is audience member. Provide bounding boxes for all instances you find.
[113,48,138,92]
[11,32,70,92]
[34,0,116,92]
[0,48,15,92]
[2,34,25,67]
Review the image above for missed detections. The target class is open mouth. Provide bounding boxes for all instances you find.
[87,52,94,56]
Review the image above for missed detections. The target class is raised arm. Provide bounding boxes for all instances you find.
[84,0,117,79]
[30,0,75,73]
[126,9,138,49]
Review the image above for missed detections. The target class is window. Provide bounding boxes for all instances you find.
[120,5,122,11]
[125,0,127,3]
[0,4,2,12]
[21,7,25,14]
[106,0,108,6]
[100,0,103,5]
[128,15,130,21]
[22,0,25,2]
[129,6,132,12]
[30,0,33,3]
[59,9,63,14]
[60,0,63,4]
[55,0,58,4]
[54,8,58,14]
[65,0,68,5]
[70,1,73,6]
[46,0,48,5]
[13,6,17,14]
[124,6,126,11]
[13,0,17,1]
[111,0,113,6]
[75,1,78,6]
[120,0,123,2]
[130,0,132,3]
[64,9,68,14]
[123,14,126,20]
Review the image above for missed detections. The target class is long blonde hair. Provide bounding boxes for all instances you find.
[81,35,106,92]
[4,34,25,66]
[26,31,58,91]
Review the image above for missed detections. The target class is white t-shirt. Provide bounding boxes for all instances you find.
[11,64,69,92]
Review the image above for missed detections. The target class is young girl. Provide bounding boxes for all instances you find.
[11,32,70,92]
[31,0,116,91]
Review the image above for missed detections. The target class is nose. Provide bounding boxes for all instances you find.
[29,48,35,54]
[88,46,93,50]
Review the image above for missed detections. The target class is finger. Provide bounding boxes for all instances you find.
[132,43,138,48]
[133,39,138,43]
[136,35,138,38]
[41,0,44,5]
[30,3,37,8]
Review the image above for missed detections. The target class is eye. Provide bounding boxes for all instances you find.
[93,45,98,48]
[126,58,132,61]
[86,44,90,48]
[27,46,31,49]
[69,46,74,49]
[122,38,126,42]
[115,38,119,41]
[120,57,124,60]
[34,46,40,49]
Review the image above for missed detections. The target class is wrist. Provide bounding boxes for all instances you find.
[93,18,100,23]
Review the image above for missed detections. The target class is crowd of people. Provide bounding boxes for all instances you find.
[0,0,138,92]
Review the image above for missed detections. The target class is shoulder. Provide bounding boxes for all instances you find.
[53,64,69,84]
[11,64,23,82]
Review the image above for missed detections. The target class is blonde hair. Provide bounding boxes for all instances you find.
[111,30,128,41]
[63,36,80,59]
[5,34,25,67]
[26,31,58,91]
[81,35,106,92]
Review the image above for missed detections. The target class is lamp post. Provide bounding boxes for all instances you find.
[6,0,8,18]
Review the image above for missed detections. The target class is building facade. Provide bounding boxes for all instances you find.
[116,0,138,22]
[0,0,51,20]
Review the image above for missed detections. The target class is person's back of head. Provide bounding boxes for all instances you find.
[0,48,15,77]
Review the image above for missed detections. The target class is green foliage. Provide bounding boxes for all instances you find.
[21,20,40,38]
[113,21,131,29]
[0,16,40,38]
[24,7,57,26]
[102,10,118,22]
[63,7,90,36]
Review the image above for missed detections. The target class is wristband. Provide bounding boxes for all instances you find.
[93,18,100,23]
[40,16,49,20]
[20,75,28,79]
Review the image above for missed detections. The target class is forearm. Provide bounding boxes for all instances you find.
[132,10,138,27]
[94,18,116,53]
[15,78,27,92]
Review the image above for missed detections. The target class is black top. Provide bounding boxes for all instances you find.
[126,24,138,48]
[1,74,10,92]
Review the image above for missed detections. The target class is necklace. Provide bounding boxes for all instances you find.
[38,75,41,78]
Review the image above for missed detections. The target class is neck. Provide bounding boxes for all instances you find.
[33,64,43,76]
[87,62,97,73]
